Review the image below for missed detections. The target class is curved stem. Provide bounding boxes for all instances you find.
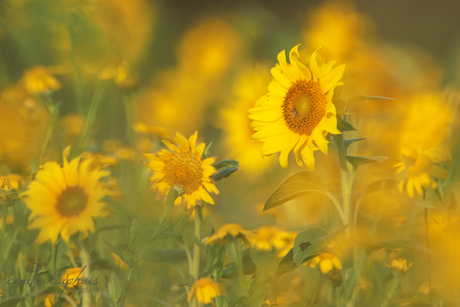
[79,246,91,307]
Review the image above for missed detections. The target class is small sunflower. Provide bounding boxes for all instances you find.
[385,258,413,276]
[394,145,450,197]
[20,66,61,95]
[308,253,343,274]
[205,223,252,245]
[24,147,111,244]
[249,45,344,169]
[143,132,219,212]
[188,278,222,304]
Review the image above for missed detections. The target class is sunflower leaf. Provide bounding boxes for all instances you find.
[343,137,366,151]
[276,248,297,277]
[337,118,357,132]
[190,234,206,250]
[345,95,395,111]
[263,171,327,211]
[108,272,122,303]
[212,159,239,181]
[293,225,347,266]
[345,156,388,171]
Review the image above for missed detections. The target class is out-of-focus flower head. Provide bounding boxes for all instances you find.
[61,267,83,288]
[136,18,240,135]
[133,123,172,141]
[205,224,252,245]
[20,66,60,95]
[187,277,222,304]
[395,145,450,197]
[385,258,412,276]
[143,132,219,213]
[308,253,343,274]
[0,86,49,168]
[249,45,344,170]
[219,65,274,178]
[250,226,297,255]
[60,113,84,138]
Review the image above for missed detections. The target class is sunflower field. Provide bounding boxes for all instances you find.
[1,0,460,306]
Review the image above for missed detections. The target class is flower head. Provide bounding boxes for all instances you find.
[395,145,450,197]
[249,45,344,169]
[20,66,60,95]
[143,132,219,212]
[24,147,111,243]
[385,258,413,276]
[205,224,252,245]
[308,253,343,274]
[61,268,83,288]
[187,277,222,304]
[0,176,13,192]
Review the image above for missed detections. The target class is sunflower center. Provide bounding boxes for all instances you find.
[163,151,202,193]
[56,187,88,217]
[282,79,327,135]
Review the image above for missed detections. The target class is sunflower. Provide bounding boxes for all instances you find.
[394,145,450,197]
[205,223,252,245]
[308,253,343,274]
[187,278,222,304]
[24,147,111,244]
[248,45,344,169]
[143,132,219,212]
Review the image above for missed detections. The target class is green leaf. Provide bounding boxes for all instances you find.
[204,243,226,279]
[263,171,327,211]
[103,240,135,268]
[345,156,388,170]
[203,141,213,158]
[140,248,188,264]
[293,226,347,266]
[359,179,398,199]
[337,118,356,132]
[190,234,206,250]
[212,159,239,180]
[222,253,257,278]
[276,249,297,277]
[343,138,366,151]
[129,217,140,244]
[108,272,121,304]
[345,95,394,110]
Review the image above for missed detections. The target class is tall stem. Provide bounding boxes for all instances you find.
[423,190,432,303]
[190,206,202,307]
[80,246,91,307]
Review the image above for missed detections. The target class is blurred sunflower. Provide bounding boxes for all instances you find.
[24,147,111,243]
[20,66,60,95]
[219,65,274,177]
[205,223,252,245]
[394,145,450,197]
[249,45,344,169]
[143,132,218,212]
[188,278,222,304]
[308,253,343,274]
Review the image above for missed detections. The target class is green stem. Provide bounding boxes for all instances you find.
[79,246,91,307]
[37,97,58,168]
[77,82,107,152]
[381,276,401,307]
[423,191,432,303]
[190,207,202,307]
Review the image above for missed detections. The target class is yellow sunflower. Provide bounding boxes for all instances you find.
[394,145,450,197]
[143,132,219,212]
[187,277,222,304]
[248,45,344,169]
[24,147,111,244]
